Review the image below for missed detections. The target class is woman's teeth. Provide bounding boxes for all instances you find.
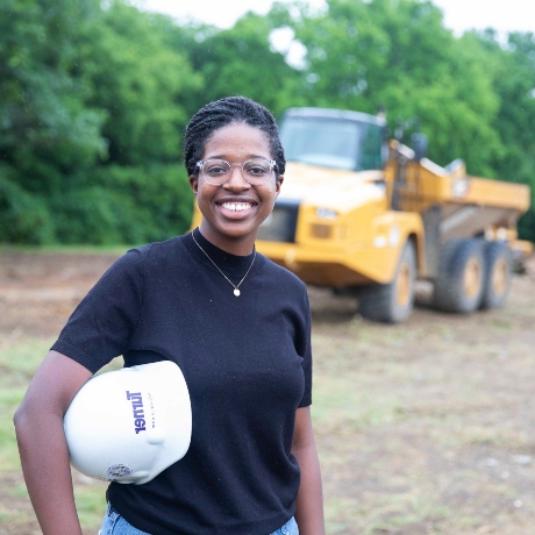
[221,202,252,212]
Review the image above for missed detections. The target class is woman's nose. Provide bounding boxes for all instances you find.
[223,166,251,190]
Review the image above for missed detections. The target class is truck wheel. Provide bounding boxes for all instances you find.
[480,241,512,309]
[358,241,416,323]
[433,239,484,313]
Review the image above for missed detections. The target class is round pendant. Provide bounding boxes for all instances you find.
[233,288,241,297]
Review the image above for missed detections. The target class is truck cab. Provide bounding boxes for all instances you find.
[255,107,425,322]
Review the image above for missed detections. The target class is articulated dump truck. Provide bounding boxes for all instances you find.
[254,107,532,323]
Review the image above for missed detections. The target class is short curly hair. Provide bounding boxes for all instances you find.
[184,96,286,178]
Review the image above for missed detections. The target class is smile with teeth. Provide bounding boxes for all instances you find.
[220,201,255,212]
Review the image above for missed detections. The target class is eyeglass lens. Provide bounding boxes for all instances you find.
[199,158,275,184]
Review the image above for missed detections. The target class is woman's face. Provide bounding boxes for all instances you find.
[190,122,283,255]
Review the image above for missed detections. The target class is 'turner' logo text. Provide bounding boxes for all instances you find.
[126,391,146,434]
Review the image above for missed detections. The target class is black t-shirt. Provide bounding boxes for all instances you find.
[52,230,312,535]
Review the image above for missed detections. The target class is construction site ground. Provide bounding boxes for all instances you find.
[1,249,534,535]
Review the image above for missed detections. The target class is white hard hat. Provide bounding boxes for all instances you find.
[64,360,191,485]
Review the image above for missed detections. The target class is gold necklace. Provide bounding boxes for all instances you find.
[191,230,256,297]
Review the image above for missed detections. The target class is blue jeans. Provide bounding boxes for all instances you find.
[99,503,299,535]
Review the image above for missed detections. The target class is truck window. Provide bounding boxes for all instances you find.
[280,116,383,171]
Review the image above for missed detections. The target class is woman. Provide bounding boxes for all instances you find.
[14,96,325,534]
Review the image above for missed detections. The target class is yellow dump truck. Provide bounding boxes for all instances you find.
[253,107,531,322]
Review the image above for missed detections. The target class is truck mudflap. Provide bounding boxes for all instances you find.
[510,239,534,273]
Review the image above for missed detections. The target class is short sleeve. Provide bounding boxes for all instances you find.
[298,288,312,407]
[50,248,145,373]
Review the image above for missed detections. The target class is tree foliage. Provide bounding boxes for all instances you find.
[0,0,196,243]
[1,0,534,243]
[287,0,503,172]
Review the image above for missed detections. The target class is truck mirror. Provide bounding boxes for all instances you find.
[411,132,428,161]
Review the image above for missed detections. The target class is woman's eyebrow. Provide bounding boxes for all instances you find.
[203,153,269,160]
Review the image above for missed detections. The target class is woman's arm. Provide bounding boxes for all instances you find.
[13,350,92,535]
[292,406,325,535]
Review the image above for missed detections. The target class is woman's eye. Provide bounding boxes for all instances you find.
[206,166,227,176]
[246,165,268,176]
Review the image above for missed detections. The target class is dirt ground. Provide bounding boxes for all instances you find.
[1,249,535,534]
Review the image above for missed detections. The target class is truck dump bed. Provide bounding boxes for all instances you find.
[388,147,530,242]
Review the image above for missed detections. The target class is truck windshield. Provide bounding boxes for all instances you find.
[280,116,383,171]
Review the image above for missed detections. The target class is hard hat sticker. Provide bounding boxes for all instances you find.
[106,464,132,480]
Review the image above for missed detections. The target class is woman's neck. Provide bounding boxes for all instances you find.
[197,225,255,256]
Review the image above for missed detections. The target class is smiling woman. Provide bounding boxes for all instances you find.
[184,97,286,256]
[190,121,282,255]
[14,96,325,535]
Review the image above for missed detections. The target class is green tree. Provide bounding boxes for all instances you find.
[288,0,502,171]
[171,12,302,117]
[483,31,535,240]
[82,2,201,165]
[0,0,105,242]
[1,0,533,244]
[0,0,197,244]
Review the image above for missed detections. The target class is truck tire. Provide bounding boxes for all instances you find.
[433,239,484,313]
[480,241,512,309]
[358,240,416,323]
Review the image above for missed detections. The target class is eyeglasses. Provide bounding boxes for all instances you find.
[195,158,277,186]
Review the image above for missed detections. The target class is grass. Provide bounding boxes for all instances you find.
[0,338,50,472]
[74,482,108,529]
[2,271,535,533]
[309,283,535,534]
[0,335,109,533]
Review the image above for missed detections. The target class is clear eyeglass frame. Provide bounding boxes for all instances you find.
[195,157,277,186]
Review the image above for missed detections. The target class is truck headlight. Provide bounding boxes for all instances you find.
[388,225,400,246]
[316,207,338,219]
[310,223,333,239]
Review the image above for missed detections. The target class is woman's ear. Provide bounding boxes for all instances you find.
[189,176,198,195]
[275,175,284,195]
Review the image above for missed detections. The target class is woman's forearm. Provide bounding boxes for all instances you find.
[14,406,83,535]
[14,352,91,535]
[293,441,325,535]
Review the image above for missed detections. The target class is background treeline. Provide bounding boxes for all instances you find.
[1,0,534,244]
